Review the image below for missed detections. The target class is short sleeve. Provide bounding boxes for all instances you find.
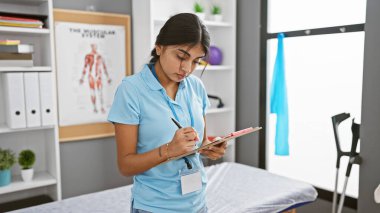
[107,80,140,125]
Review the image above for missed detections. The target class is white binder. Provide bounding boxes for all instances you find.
[2,72,27,128]
[38,72,55,126]
[23,72,41,127]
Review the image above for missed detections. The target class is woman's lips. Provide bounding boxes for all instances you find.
[178,74,185,79]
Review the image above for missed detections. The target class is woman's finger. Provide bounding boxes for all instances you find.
[182,128,199,141]
[209,146,226,155]
[182,127,196,134]
[202,149,222,160]
[184,133,198,141]
[221,142,227,148]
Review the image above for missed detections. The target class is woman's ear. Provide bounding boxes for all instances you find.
[155,45,162,56]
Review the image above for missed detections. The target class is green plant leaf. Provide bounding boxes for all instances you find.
[212,5,221,15]
[0,148,16,170]
[18,149,36,170]
[194,2,204,13]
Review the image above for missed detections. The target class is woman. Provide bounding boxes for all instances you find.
[108,13,227,213]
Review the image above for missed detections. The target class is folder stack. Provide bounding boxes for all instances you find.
[2,72,54,129]
[0,41,34,67]
[0,15,44,28]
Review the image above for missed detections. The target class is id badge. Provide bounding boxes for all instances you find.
[180,169,202,195]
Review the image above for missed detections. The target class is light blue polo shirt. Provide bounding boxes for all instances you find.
[108,64,210,213]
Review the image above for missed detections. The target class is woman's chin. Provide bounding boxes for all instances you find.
[176,74,186,81]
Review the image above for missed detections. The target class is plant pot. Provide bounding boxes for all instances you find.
[21,168,34,182]
[212,14,223,22]
[195,12,206,21]
[0,169,11,187]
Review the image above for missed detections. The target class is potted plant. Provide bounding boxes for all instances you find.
[0,148,16,187]
[194,2,206,20]
[211,5,222,22]
[18,149,36,182]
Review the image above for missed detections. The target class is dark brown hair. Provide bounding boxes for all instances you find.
[149,13,210,64]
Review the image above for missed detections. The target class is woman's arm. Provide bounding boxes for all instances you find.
[114,123,199,176]
[115,123,166,176]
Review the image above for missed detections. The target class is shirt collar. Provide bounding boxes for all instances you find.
[141,64,163,91]
[141,64,187,91]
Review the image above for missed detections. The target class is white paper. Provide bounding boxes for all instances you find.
[55,22,126,126]
[181,171,202,195]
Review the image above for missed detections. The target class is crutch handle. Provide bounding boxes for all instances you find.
[332,113,350,168]
[345,120,360,177]
[350,119,360,154]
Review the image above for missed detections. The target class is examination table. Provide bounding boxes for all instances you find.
[12,162,317,213]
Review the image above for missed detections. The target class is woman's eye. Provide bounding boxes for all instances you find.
[177,55,185,61]
[193,60,201,65]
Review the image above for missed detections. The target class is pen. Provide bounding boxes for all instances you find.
[171,117,182,129]
[170,117,192,169]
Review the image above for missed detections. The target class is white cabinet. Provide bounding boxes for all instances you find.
[132,0,236,162]
[0,0,61,204]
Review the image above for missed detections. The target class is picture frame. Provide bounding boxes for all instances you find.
[53,9,131,142]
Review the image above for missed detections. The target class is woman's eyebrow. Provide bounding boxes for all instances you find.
[177,48,205,59]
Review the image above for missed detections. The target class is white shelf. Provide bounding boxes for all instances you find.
[154,19,232,27]
[0,124,55,134]
[0,172,57,195]
[207,108,232,114]
[195,65,231,72]
[0,0,48,5]
[203,20,232,27]
[0,26,50,34]
[0,66,52,72]
[0,0,61,203]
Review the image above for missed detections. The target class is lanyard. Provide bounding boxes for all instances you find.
[150,64,194,127]
[150,64,195,170]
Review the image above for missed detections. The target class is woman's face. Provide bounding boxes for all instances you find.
[156,43,205,82]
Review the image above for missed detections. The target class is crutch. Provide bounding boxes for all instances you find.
[336,119,361,213]
[331,113,350,213]
[331,113,361,213]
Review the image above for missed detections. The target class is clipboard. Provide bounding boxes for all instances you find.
[161,126,262,164]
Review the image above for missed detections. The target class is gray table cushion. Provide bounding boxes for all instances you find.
[13,162,317,213]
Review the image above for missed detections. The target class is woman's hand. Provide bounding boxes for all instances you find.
[199,140,227,160]
[168,127,199,157]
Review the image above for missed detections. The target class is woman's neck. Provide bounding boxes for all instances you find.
[154,62,179,89]
[154,62,179,99]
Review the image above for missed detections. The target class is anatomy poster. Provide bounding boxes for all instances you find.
[55,22,126,126]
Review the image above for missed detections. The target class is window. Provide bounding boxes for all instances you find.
[265,0,366,198]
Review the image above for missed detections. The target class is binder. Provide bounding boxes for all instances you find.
[38,72,55,126]
[2,72,27,128]
[23,72,41,127]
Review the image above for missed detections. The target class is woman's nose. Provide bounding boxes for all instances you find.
[181,61,191,74]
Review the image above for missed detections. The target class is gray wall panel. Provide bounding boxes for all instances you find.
[236,0,261,167]
[60,138,132,198]
[358,0,380,211]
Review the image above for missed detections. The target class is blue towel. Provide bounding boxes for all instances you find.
[270,33,289,156]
